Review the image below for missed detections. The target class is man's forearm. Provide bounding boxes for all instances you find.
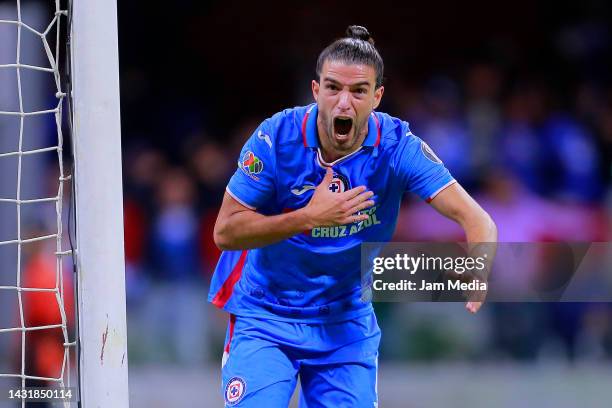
[214,208,312,250]
[462,210,497,244]
[214,170,374,251]
[461,210,497,285]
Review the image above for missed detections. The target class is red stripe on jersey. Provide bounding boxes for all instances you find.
[212,250,248,308]
[224,314,237,353]
[372,113,381,147]
[302,110,310,147]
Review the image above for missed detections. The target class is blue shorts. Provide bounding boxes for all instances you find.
[221,312,381,407]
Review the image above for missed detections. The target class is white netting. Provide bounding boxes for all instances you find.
[0,0,74,406]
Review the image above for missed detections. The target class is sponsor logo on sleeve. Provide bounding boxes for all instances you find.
[239,151,264,181]
[257,130,272,148]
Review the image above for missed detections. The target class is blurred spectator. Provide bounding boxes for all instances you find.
[498,83,549,195]
[415,76,474,185]
[542,114,603,202]
[149,167,200,280]
[465,63,504,173]
[124,198,148,305]
[140,167,209,365]
[124,145,168,216]
[185,137,232,210]
[16,227,74,406]
[184,138,232,275]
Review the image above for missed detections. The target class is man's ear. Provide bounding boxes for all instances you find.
[373,86,384,110]
[312,80,320,102]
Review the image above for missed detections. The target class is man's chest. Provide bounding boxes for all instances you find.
[274,149,394,211]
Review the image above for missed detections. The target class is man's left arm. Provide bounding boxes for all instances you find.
[428,183,498,313]
[395,131,497,313]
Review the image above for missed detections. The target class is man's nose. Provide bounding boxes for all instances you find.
[337,91,351,110]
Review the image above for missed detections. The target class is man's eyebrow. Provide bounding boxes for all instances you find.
[323,78,371,88]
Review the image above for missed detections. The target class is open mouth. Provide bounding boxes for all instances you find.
[333,117,353,136]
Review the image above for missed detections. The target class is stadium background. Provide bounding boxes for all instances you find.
[1,0,612,406]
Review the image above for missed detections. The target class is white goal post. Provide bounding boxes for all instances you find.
[70,0,129,406]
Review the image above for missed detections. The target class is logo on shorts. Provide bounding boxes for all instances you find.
[239,151,263,180]
[225,376,246,405]
[421,141,442,164]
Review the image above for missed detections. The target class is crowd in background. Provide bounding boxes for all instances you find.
[6,5,612,407]
[113,1,612,366]
[6,0,612,371]
[119,55,612,364]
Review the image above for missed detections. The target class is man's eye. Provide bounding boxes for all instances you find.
[326,85,338,91]
[356,88,367,94]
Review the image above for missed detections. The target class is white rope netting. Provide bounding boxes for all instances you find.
[0,0,74,405]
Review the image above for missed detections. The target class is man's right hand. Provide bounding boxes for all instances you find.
[302,167,375,228]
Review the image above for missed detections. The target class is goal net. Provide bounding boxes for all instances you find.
[0,0,128,406]
[0,0,74,405]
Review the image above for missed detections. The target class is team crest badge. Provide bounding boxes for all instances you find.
[421,141,442,164]
[225,377,246,405]
[328,172,350,193]
[240,151,263,180]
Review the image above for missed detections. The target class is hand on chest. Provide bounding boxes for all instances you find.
[284,166,358,208]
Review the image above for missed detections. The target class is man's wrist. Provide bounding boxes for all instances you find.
[292,207,316,231]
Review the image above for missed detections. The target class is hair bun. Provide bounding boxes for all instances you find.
[346,25,374,45]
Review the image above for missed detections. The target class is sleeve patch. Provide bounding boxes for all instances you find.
[421,141,442,164]
[239,151,264,181]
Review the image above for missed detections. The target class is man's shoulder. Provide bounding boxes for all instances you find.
[374,111,411,146]
[262,104,313,146]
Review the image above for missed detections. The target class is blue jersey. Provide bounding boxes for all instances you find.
[208,104,455,322]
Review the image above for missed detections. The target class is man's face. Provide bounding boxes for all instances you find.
[312,60,384,156]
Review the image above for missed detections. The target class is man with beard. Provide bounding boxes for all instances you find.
[210,25,497,407]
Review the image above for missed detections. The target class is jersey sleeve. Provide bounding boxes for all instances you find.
[393,126,456,202]
[226,120,276,209]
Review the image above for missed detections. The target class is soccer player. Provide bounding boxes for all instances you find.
[209,25,497,407]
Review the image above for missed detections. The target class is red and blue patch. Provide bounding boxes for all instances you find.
[225,376,247,405]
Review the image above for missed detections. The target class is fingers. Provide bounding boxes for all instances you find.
[341,213,370,224]
[342,190,374,218]
[312,168,376,226]
[319,167,333,186]
[346,199,375,216]
[465,301,482,314]
[342,185,367,199]
[345,189,374,209]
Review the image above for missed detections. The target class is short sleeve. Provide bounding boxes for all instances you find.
[393,127,456,202]
[226,120,276,209]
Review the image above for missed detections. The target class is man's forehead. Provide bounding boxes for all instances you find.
[321,60,376,86]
